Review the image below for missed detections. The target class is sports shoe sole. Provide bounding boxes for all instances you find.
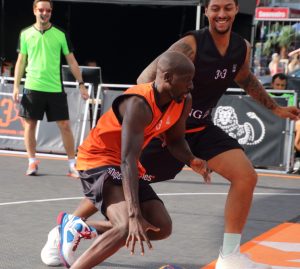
[67,172,79,179]
[26,171,38,176]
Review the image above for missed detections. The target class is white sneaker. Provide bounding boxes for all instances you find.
[292,158,300,173]
[41,226,62,266]
[67,166,80,179]
[215,246,272,269]
[57,212,97,268]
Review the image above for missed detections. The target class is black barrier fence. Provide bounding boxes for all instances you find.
[0,78,296,173]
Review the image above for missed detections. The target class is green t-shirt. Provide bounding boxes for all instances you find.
[270,92,295,107]
[18,25,73,92]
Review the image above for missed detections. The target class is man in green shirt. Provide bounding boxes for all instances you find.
[269,73,294,106]
[13,0,89,177]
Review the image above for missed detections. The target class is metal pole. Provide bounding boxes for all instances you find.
[196,2,201,30]
[250,16,256,70]
[0,0,5,76]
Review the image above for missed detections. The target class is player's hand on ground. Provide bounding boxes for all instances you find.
[79,85,90,100]
[272,106,300,121]
[126,215,160,256]
[190,157,211,183]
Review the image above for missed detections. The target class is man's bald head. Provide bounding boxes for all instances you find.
[155,51,195,104]
[157,51,195,76]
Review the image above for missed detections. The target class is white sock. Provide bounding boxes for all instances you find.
[222,233,241,256]
[28,158,37,165]
[68,158,76,168]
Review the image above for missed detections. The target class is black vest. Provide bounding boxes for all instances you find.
[184,28,247,129]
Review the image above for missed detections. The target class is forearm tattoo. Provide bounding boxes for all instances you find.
[237,72,278,110]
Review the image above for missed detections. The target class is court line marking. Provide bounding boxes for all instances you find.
[0,150,67,160]
[1,192,300,206]
[1,151,300,179]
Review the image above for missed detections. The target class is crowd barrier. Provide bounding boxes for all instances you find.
[213,89,295,173]
[0,77,92,154]
[0,77,296,173]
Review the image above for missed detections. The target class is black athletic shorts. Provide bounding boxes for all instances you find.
[79,166,162,217]
[19,88,69,122]
[140,123,243,181]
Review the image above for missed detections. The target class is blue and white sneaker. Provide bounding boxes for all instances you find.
[57,212,97,268]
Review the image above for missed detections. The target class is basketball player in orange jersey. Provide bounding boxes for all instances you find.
[55,51,211,269]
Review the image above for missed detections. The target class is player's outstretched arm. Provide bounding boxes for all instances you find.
[120,96,160,256]
[164,94,211,182]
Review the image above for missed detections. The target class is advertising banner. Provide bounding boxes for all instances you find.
[213,94,291,170]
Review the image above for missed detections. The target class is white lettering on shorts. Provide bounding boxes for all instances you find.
[106,168,155,182]
[107,167,122,181]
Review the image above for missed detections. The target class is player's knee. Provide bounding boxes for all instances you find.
[57,120,71,131]
[246,170,258,188]
[160,219,172,239]
[238,170,258,190]
[153,217,173,240]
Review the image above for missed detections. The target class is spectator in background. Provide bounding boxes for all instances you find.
[1,61,14,77]
[85,59,98,67]
[268,53,284,76]
[269,73,300,173]
[288,53,300,74]
[13,0,89,177]
[270,73,288,90]
[294,120,300,174]
[288,48,300,173]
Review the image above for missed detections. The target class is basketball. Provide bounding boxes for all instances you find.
[159,265,185,269]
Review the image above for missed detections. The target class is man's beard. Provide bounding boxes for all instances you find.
[214,26,231,35]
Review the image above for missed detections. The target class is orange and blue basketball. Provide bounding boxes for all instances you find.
[159,265,185,269]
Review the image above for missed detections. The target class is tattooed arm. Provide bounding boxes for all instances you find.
[234,41,278,110]
[137,35,196,84]
[235,40,300,120]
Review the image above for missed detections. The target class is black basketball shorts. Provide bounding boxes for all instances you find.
[140,123,243,182]
[19,88,69,122]
[79,165,162,217]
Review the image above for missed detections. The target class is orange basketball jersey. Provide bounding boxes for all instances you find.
[76,83,185,174]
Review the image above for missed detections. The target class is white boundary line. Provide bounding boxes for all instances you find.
[1,193,300,206]
[0,149,67,159]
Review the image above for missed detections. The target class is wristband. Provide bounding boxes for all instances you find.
[78,81,84,86]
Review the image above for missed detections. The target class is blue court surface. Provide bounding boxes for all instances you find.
[0,152,299,269]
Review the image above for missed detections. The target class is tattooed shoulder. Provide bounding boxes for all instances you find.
[169,37,196,61]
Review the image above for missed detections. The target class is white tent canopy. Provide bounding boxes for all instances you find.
[52,0,201,6]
